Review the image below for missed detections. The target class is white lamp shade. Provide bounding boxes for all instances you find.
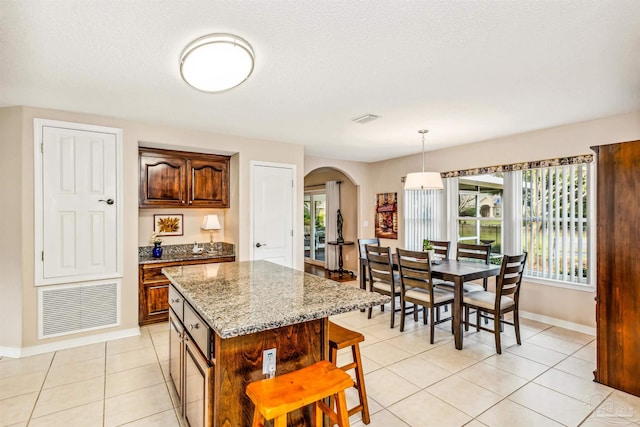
[201,214,221,230]
[405,172,444,190]
[180,33,254,92]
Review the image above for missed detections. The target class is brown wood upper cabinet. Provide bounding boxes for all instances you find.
[139,148,230,208]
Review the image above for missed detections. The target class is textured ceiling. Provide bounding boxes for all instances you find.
[1,1,640,162]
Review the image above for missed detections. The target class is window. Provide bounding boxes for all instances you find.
[457,174,503,255]
[404,156,593,287]
[304,192,326,262]
[522,164,591,284]
[404,189,441,251]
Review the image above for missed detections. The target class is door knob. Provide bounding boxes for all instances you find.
[99,198,114,205]
[256,242,267,248]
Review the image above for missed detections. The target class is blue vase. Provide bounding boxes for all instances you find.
[152,242,163,258]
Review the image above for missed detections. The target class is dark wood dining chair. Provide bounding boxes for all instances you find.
[436,242,491,322]
[358,238,380,288]
[396,248,454,343]
[365,244,400,328]
[462,253,527,353]
[423,239,450,258]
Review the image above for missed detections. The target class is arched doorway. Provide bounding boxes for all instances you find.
[304,167,358,274]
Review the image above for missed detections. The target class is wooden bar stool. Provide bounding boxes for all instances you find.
[246,360,353,427]
[329,321,371,424]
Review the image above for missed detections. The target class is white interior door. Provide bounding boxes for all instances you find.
[251,162,295,268]
[35,120,122,285]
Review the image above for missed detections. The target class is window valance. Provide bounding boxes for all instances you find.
[440,154,593,178]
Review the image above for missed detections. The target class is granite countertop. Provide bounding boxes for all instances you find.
[139,242,235,264]
[163,260,390,339]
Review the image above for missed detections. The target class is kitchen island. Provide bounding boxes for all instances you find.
[163,260,389,427]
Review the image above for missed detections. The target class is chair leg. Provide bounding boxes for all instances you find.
[413,303,419,322]
[251,407,263,427]
[335,390,350,427]
[389,294,395,328]
[429,306,435,344]
[494,313,502,354]
[514,308,522,345]
[475,306,481,331]
[465,306,470,331]
[313,400,323,427]
[400,298,406,332]
[351,344,370,424]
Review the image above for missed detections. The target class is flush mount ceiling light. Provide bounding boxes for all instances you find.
[180,33,255,93]
[404,129,444,190]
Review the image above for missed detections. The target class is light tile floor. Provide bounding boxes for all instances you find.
[2,294,640,426]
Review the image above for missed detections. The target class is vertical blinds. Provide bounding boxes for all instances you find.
[404,189,440,251]
[522,163,589,283]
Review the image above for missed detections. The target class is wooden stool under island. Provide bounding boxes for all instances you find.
[328,321,371,424]
[246,360,353,427]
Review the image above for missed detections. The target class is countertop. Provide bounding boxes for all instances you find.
[139,242,235,265]
[163,260,390,339]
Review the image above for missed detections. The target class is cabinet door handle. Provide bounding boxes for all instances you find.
[189,323,200,331]
[170,298,181,304]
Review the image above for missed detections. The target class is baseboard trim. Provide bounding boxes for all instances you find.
[520,310,595,336]
[0,327,141,358]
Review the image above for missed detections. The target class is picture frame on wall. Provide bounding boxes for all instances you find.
[153,214,183,236]
[375,192,398,239]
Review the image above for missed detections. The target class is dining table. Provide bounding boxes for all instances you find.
[360,254,501,350]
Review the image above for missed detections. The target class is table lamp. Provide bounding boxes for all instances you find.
[201,214,221,254]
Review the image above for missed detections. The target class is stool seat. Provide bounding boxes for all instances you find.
[246,360,353,427]
[329,322,370,424]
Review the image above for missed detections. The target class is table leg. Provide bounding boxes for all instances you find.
[453,277,463,350]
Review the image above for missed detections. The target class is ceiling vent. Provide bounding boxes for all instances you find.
[352,114,379,124]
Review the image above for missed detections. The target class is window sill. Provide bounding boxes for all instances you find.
[523,276,595,293]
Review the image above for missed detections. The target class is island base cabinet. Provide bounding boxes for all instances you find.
[185,338,213,427]
[169,311,184,406]
[169,301,214,427]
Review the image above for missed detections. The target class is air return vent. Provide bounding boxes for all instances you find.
[39,280,120,338]
[352,113,379,124]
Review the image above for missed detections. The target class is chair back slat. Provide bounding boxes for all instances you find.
[497,253,527,298]
[424,240,450,258]
[457,243,491,265]
[397,248,433,292]
[358,238,380,259]
[365,244,394,285]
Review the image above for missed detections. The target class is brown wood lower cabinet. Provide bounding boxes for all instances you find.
[139,257,234,325]
[170,301,214,427]
[184,336,213,427]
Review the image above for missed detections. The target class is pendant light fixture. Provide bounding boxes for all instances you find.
[404,129,444,190]
[180,33,255,93]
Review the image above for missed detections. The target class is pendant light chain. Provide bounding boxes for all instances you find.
[419,129,429,173]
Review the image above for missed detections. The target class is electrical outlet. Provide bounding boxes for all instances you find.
[262,348,276,377]
[345,254,349,261]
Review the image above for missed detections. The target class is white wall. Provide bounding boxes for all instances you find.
[0,107,24,352]
[1,105,304,353]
